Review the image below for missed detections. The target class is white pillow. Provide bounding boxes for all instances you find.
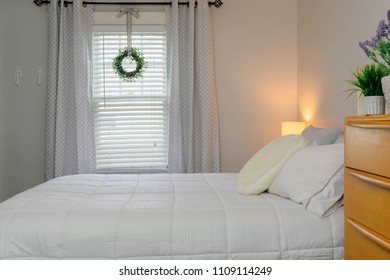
[268,143,344,217]
[237,135,308,195]
[301,125,343,145]
[302,165,344,217]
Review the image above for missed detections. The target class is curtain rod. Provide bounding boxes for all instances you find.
[33,0,223,8]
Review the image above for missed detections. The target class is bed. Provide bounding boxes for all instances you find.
[0,172,343,260]
[0,125,345,260]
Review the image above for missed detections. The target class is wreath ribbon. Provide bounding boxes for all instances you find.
[113,6,146,83]
[116,7,140,51]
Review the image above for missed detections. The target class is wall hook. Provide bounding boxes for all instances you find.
[36,67,43,86]
[15,67,22,86]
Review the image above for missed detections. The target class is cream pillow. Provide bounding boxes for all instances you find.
[237,135,308,195]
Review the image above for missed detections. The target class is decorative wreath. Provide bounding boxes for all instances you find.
[112,47,147,82]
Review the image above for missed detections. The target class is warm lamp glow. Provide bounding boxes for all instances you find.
[281,122,306,136]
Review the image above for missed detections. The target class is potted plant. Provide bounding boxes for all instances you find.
[359,10,390,110]
[346,64,388,115]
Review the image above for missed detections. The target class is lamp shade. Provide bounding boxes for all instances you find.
[281,122,306,136]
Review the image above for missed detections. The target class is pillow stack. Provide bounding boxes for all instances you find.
[237,125,344,218]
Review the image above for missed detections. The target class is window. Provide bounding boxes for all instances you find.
[92,25,168,173]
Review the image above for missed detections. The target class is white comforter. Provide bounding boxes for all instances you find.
[0,173,344,259]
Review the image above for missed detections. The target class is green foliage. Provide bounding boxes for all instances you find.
[112,47,147,83]
[345,64,389,98]
[369,40,390,72]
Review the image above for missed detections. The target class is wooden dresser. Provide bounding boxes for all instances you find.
[344,115,390,259]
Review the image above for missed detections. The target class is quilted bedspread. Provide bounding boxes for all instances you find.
[0,173,344,259]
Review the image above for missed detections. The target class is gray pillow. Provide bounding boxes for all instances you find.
[301,125,343,145]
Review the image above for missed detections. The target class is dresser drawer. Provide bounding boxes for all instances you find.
[344,168,390,238]
[345,218,390,260]
[345,118,390,178]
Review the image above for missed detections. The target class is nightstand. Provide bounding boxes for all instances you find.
[344,115,390,259]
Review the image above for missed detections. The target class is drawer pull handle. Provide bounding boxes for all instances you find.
[349,170,390,191]
[347,218,390,251]
[348,123,390,130]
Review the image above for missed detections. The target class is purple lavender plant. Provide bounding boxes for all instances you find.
[376,20,388,38]
[359,10,390,72]
[387,9,390,23]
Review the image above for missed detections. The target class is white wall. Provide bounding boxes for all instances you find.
[298,0,390,128]
[213,0,298,172]
[0,0,47,201]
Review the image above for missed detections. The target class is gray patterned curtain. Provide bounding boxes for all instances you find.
[45,0,95,180]
[166,0,220,173]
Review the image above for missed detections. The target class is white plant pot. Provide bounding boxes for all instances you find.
[381,75,390,111]
[364,96,385,115]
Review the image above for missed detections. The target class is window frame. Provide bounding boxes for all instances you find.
[92,24,168,174]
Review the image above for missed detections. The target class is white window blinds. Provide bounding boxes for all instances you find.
[92,26,168,173]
